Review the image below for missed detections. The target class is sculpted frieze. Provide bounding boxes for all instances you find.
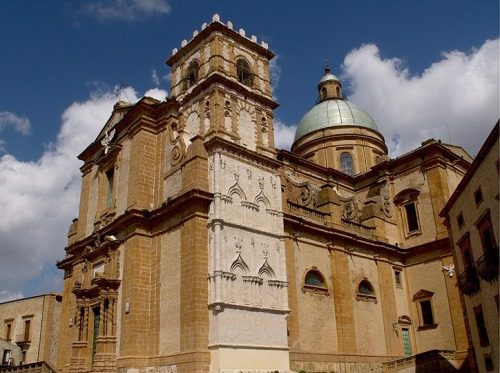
[285,174,319,208]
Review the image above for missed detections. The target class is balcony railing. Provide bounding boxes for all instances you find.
[476,248,499,281]
[457,267,480,296]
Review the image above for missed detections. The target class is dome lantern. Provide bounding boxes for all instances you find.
[317,66,342,101]
[292,67,388,173]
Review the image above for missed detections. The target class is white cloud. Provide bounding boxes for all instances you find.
[0,112,31,149]
[342,39,499,156]
[144,87,168,101]
[82,0,171,21]
[269,56,281,98]
[151,69,160,86]
[0,86,158,299]
[0,290,24,303]
[163,72,172,84]
[273,119,296,150]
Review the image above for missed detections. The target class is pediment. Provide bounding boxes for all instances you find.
[413,289,434,300]
[96,102,133,141]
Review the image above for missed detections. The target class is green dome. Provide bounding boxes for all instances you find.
[294,99,379,142]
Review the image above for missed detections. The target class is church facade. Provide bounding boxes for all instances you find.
[56,15,472,373]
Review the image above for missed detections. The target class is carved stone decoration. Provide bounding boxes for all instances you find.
[261,115,269,147]
[442,264,455,277]
[168,121,186,166]
[254,189,271,210]
[230,245,250,274]
[285,175,319,208]
[258,250,276,279]
[380,181,393,218]
[223,99,232,132]
[100,129,116,155]
[270,175,277,189]
[341,197,359,221]
[204,99,210,118]
[225,172,247,203]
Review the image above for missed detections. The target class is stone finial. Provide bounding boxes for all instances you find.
[251,35,257,42]
[172,48,178,55]
[239,28,246,36]
[212,13,220,22]
[261,41,269,49]
[193,30,198,37]
[227,21,233,29]
[201,22,207,30]
[181,39,187,47]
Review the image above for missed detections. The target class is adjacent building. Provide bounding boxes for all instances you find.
[0,294,61,370]
[441,122,499,373]
[56,14,477,373]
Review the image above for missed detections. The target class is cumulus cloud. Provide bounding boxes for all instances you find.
[82,0,171,21]
[342,39,499,156]
[0,86,162,300]
[0,112,31,150]
[273,119,296,150]
[144,87,168,100]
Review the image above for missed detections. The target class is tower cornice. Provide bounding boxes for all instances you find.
[167,21,274,67]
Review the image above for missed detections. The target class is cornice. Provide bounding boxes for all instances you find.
[167,21,274,67]
[179,72,278,110]
[61,188,213,262]
[205,136,282,170]
[284,211,451,263]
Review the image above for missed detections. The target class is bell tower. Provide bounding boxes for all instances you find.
[168,15,290,372]
[167,14,278,157]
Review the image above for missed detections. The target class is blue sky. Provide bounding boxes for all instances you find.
[0,0,498,300]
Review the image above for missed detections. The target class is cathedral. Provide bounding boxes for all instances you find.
[56,14,472,373]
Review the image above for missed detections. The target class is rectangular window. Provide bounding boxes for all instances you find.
[458,234,475,270]
[92,307,100,361]
[477,214,497,254]
[5,323,12,341]
[394,270,402,287]
[404,202,420,232]
[402,328,412,357]
[474,305,489,347]
[420,300,434,326]
[474,187,483,206]
[105,168,114,209]
[2,350,11,366]
[93,262,105,278]
[24,319,31,342]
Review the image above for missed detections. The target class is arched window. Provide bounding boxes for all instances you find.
[340,152,354,176]
[356,279,377,302]
[336,86,341,97]
[186,60,199,88]
[358,280,374,295]
[321,87,327,99]
[236,58,253,86]
[303,268,329,296]
[305,270,326,288]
